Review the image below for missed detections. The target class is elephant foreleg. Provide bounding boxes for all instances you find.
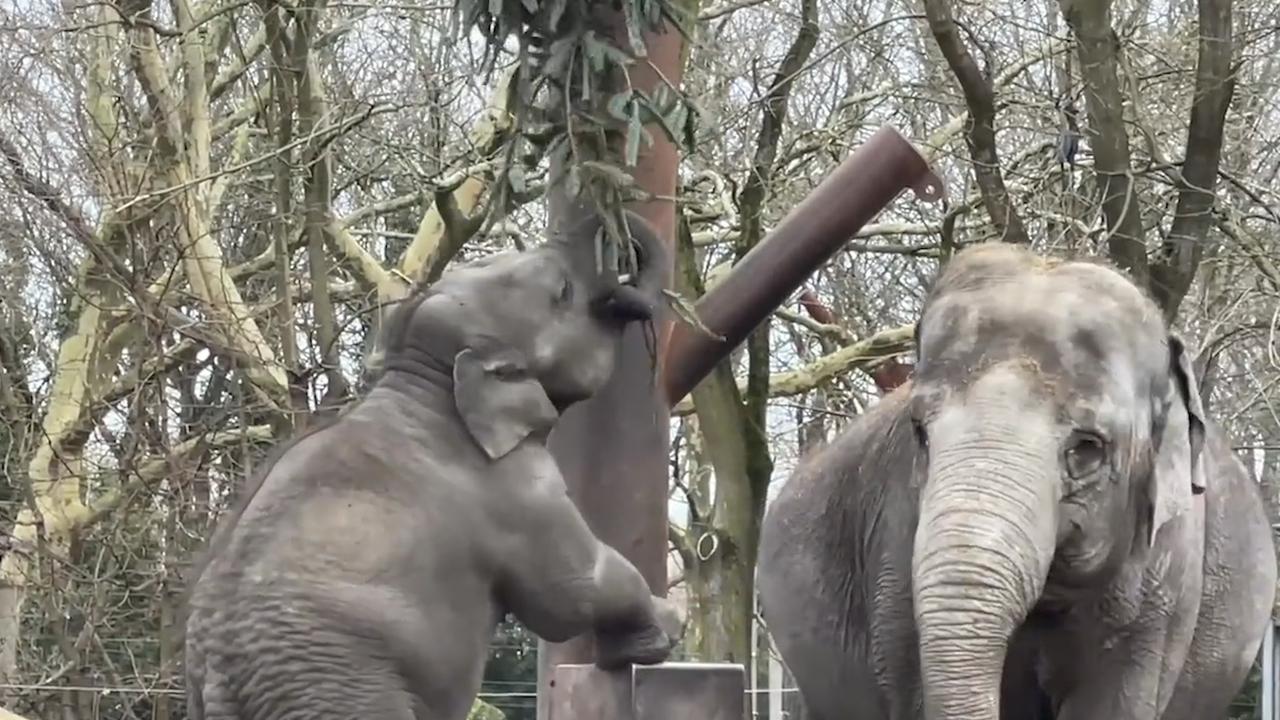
[495,468,675,667]
[1046,613,1197,720]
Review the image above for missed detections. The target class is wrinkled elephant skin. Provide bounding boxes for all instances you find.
[758,243,1276,720]
[182,212,681,720]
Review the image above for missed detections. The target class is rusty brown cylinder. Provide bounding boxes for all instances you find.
[662,125,944,407]
[536,6,686,706]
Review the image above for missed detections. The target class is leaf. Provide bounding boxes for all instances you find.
[619,211,641,274]
[663,289,724,341]
[508,165,527,195]
[601,221,619,274]
[662,102,687,144]
[547,0,567,30]
[607,90,633,122]
[542,36,576,78]
[625,104,642,166]
[488,0,504,20]
[622,0,649,58]
[598,39,638,68]
[650,82,670,110]
[636,95,681,145]
[579,160,636,188]
[645,0,662,26]
[566,164,582,198]
[582,30,607,73]
[682,99,701,150]
[520,0,537,14]
[593,225,606,275]
[639,124,654,151]
[596,206,628,274]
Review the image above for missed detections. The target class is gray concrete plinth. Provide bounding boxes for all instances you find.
[547,662,746,720]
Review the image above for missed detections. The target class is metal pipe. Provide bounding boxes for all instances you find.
[1263,622,1276,720]
[661,125,944,407]
[536,11,685,718]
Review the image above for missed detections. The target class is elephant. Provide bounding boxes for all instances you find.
[757,242,1277,720]
[182,210,682,720]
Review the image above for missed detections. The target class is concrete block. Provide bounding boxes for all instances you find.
[548,662,746,720]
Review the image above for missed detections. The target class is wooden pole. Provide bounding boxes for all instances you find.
[536,9,687,719]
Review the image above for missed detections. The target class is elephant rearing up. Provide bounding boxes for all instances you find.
[758,242,1276,720]
[182,211,681,720]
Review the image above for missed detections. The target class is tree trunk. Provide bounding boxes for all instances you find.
[0,259,108,701]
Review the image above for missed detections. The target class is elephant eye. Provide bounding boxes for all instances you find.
[1065,432,1107,479]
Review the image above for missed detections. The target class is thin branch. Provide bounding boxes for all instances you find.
[0,135,97,246]
[922,0,1028,244]
[77,425,275,530]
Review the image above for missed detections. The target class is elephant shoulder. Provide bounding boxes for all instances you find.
[1199,422,1275,561]
[1200,423,1257,501]
[761,386,919,564]
[804,386,918,497]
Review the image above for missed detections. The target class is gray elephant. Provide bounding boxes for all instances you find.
[183,210,681,720]
[758,242,1276,720]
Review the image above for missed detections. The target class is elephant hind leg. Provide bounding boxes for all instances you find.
[1162,471,1276,720]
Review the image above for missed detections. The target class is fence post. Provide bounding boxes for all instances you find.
[1263,621,1275,720]
[549,663,746,720]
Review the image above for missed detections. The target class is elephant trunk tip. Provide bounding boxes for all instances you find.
[588,212,669,326]
[593,285,657,324]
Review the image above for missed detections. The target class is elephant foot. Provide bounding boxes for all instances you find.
[594,624,676,670]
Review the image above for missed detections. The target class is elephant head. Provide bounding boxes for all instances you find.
[905,243,1206,719]
[376,210,668,461]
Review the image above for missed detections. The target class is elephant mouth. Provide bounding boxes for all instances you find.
[547,385,591,415]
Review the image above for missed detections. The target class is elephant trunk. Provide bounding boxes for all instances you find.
[911,390,1058,720]
[553,210,670,325]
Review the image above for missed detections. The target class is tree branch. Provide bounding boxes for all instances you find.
[1060,0,1147,281]
[1149,0,1234,320]
[919,36,1067,163]
[671,324,916,417]
[76,425,275,530]
[0,135,97,247]
[293,13,350,416]
[398,65,518,283]
[922,0,1028,243]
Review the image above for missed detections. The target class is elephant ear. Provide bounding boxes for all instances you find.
[1148,332,1207,545]
[453,347,559,461]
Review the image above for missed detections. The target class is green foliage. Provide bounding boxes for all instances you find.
[482,616,539,720]
[1229,655,1262,719]
[452,0,700,278]
[469,698,507,720]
